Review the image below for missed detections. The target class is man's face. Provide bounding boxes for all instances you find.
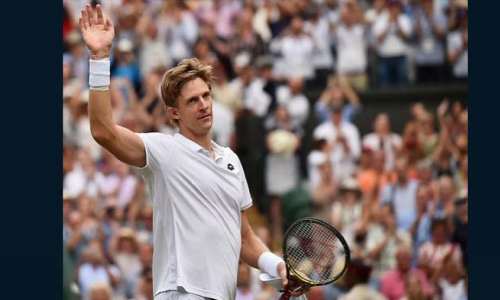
[171,77,213,136]
[397,249,412,273]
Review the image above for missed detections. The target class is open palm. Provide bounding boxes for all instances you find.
[79,4,115,57]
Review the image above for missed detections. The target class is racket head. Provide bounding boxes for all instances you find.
[282,217,350,286]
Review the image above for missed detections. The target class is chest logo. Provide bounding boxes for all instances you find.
[227,163,235,171]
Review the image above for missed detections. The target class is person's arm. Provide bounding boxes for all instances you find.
[79,4,146,167]
[240,211,307,297]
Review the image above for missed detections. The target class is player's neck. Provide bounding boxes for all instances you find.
[179,129,212,152]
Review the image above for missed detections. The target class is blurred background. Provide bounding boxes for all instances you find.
[62,0,468,299]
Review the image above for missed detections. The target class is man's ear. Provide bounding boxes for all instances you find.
[166,106,180,121]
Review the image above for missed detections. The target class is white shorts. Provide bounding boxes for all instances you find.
[155,290,213,300]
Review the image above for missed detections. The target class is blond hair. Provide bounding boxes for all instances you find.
[160,58,214,108]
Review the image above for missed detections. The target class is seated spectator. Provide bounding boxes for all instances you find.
[363,113,402,172]
[397,123,426,179]
[413,0,447,83]
[314,76,362,124]
[101,158,138,211]
[312,158,337,223]
[313,105,361,182]
[111,39,141,90]
[418,219,463,278]
[64,149,106,200]
[358,150,395,202]
[409,185,434,265]
[339,259,387,300]
[332,177,363,246]
[399,272,429,300]
[433,261,467,300]
[77,241,121,300]
[451,194,468,268]
[89,282,117,300]
[335,0,369,91]
[372,0,413,87]
[136,14,172,76]
[135,267,154,300]
[416,112,438,157]
[365,204,412,289]
[380,245,432,300]
[211,64,243,115]
[110,228,142,299]
[380,156,418,231]
[307,139,333,190]
[434,175,458,219]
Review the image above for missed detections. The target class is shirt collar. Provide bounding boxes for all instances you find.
[174,133,225,160]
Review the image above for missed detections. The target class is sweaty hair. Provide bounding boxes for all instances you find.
[160,58,214,108]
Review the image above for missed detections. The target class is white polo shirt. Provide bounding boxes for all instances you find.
[134,133,253,300]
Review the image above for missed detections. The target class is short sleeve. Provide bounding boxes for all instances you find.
[131,133,173,174]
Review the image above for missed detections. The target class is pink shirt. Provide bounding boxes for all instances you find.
[380,268,431,300]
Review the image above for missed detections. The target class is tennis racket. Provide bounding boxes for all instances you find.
[279,217,350,300]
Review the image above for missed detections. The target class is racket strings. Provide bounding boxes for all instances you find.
[285,222,348,284]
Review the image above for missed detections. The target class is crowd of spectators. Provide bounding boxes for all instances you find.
[63,0,468,299]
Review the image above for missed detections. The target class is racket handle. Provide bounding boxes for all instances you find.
[279,290,292,300]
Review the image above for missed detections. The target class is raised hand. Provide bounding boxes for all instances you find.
[79,4,115,60]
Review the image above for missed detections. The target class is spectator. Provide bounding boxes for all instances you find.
[338,259,387,300]
[270,16,315,80]
[314,76,362,124]
[136,204,154,245]
[135,267,154,300]
[313,105,361,182]
[433,261,467,300]
[195,0,241,41]
[418,219,463,278]
[236,262,257,300]
[111,39,141,90]
[110,228,142,299]
[447,4,468,81]
[380,245,432,300]
[101,158,138,211]
[312,158,337,223]
[451,194,468,268]
[358,150,395,202]
[413,0,447,83]
[76,241,121,300]
[230,8,266,60]
[307,139,333,190]
[241,58,273,118]
[363,113,402,172]
[380,156,419,231]
[399,272,429,300]
[365,204,412,289]
[434,175,457,219]
[276,77,310,129]
[372,0,413,87]
[332,177,363,246]
[416,112,438,157]
[157,0,199,65]
[304,4,335,89]
[89,282,117,300]
[211,64,244,114]
[336,0,369,91]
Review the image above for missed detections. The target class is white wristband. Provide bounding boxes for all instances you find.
[258,252,284,278]
[89,59,111,88]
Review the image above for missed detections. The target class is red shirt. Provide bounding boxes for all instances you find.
[380,268,431,300]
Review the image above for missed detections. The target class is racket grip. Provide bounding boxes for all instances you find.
[279,290,292,300]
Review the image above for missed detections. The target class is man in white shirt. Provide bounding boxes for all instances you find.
[276,78,310,129]
[372,0,413,87]
[313,105,361,182]
[79,5,306,300]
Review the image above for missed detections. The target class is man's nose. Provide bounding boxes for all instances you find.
[199,96,209,110]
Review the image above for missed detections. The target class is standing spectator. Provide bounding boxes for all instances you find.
[195,0,241,41]
[336,0,369,91]
[372,0,413,87]
[64,149,106,200]
[304,4,335,89]
[270,16,315,80]
[409,186,433,266]
[88,282,117,300]
[365,204,412,289]
[447,5,468,81]
[416,112,439,157]
[413,0,447,83]
[358,150,395,202]
[111,39,141,90]
[380,245,432,300]
[451,194,468,268]
[276,77,310,129]
[397,123,426,178]
[211,98,236,148]
[380,156,419,231]
[135,267,154,300]
[211,65,243,114]
[313,105,361,182]
[363,113,402,172]
[307,139,333,190]
[157,0,199,65]
[314,76,362,124]
[433,261,467,300]
[136,13,172,76]
[230,8,266,60]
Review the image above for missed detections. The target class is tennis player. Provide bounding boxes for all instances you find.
[79,4,306,300]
